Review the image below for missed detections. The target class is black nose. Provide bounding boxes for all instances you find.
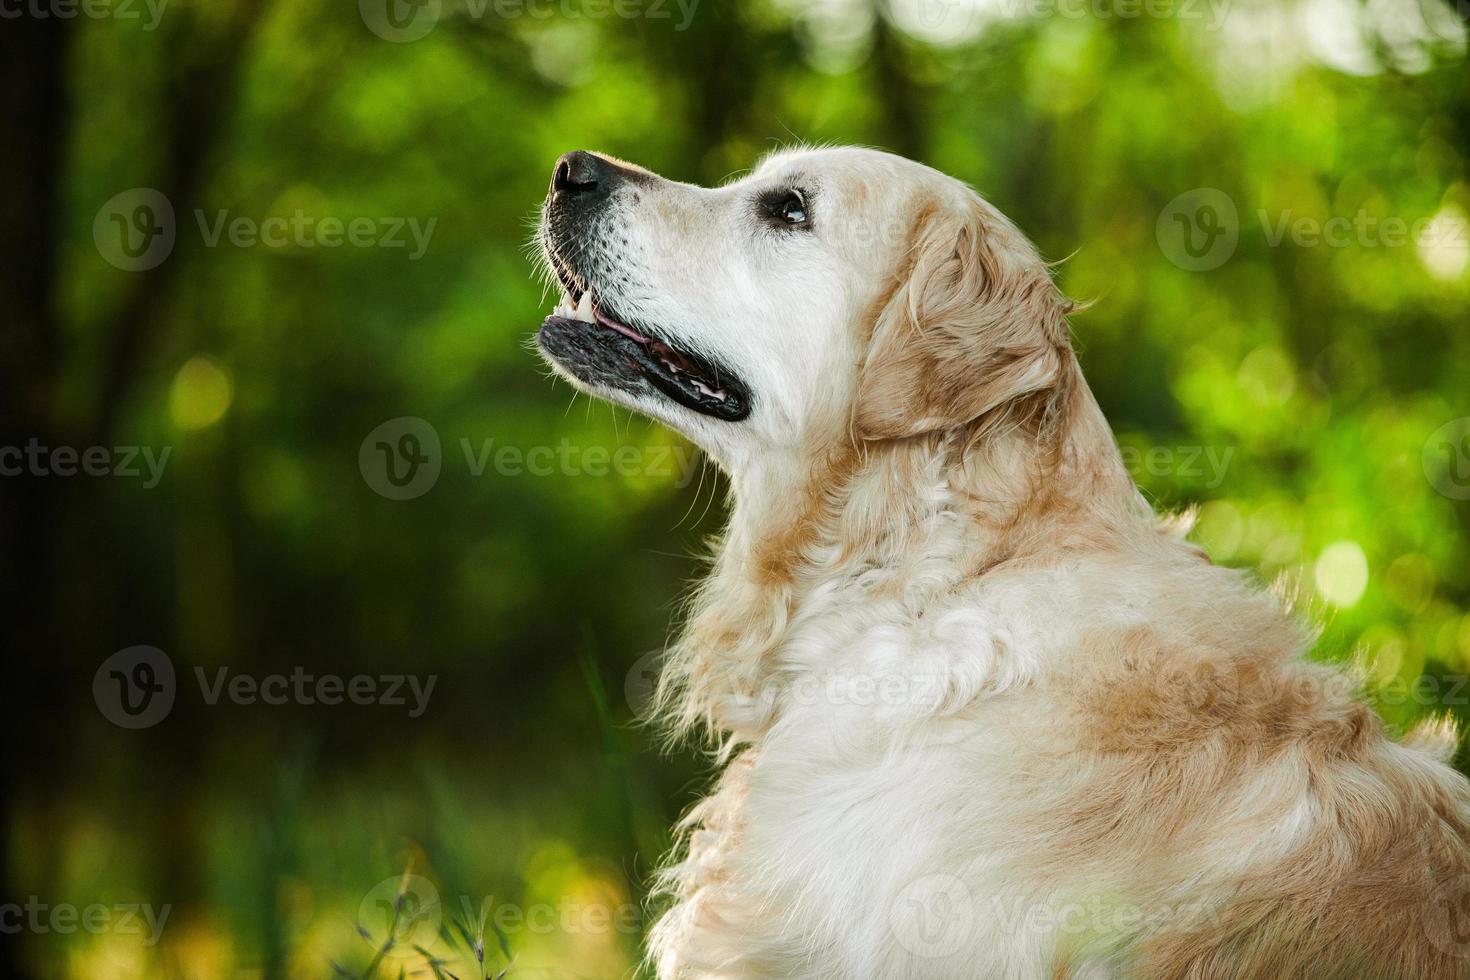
[552,150,605,197]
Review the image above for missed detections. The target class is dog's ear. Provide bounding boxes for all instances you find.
[854,194,1074,441]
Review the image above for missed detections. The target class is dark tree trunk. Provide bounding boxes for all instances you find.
[0,13,73,980]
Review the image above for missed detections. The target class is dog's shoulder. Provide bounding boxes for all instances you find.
[1015,546,1470,979]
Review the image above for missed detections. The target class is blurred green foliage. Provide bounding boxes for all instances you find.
[2,0,1468,975]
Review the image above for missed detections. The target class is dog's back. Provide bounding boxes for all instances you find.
[1023,548,1470,979]
[653,541,1470,979]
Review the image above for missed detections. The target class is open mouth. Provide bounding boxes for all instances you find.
[536,275,752,422]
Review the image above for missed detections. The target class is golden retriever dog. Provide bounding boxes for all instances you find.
[532,146,1470,979]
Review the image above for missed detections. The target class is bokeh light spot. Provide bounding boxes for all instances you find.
[1417,205,1470,281]
[169,357,233,431]
[1315,540,1370,607]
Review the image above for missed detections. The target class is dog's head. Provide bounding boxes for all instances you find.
[535,146,1073,469]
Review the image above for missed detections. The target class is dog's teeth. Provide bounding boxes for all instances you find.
[575,291,595,323]
[692,378,726,400]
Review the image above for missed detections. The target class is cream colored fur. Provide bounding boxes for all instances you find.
[536,146,1470,979]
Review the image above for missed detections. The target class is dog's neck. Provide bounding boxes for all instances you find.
[655,362,1148,749]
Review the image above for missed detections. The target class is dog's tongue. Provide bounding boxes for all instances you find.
[595,308,650,344]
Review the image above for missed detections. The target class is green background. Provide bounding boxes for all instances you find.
[2,0,1468,975]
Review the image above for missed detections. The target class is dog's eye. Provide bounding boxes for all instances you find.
[758,189,811,230]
